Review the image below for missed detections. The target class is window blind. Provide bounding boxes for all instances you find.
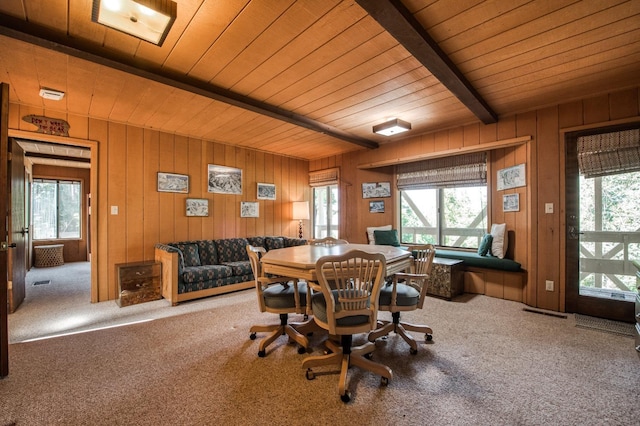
[577,129,640,178]
[309,167,339,187]
[396,152,487,190]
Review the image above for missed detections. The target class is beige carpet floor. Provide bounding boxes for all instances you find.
[2,263,639,425]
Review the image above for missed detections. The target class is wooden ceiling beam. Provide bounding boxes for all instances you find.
[355,0,498,124]
[0,14,379,150]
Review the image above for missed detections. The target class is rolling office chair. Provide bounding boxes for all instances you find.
[246,245,310,357]
[302,250,392,403]
[368,244,436,354]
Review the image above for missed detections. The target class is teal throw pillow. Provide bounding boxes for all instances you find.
[477,234,493,256]
[374,229,400,247]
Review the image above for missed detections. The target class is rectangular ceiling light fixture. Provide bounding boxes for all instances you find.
[373,118,411,136]
[39,88,65,101]
[92,0,177,46]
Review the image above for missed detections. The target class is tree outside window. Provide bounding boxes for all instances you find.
[32,179,81,240]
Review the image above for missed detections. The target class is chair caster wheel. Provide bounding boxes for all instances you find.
[410,348,418,355]
[340,392,352,403]
[425,334,433,341]
[250,332,257,340]
[364,352,372,360]
[258,350,266,357]
[298,346,307,354]
[305,369,315,380]
[381,377,389,386]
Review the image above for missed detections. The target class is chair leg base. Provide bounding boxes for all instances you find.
[368,318,433,353]
[303,339,392,402]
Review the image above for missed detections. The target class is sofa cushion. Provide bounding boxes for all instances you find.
[374,229,400,247]
[221,260,253,277]
[182,265,234,284]
[174,243,201,267]
[283,237,306,247]
[477,234,493,256]
[216,238,250,263]
[265,237,285,250]
[247,236,266,249]
[367,225,392,244]
[490,223,508,259]
[435,250,522,272]
[195,240,218,265]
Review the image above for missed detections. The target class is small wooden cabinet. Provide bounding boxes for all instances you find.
[116,261,162,307]
[427,257,464,300]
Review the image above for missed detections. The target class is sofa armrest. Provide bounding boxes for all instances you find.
[155,244,180,306]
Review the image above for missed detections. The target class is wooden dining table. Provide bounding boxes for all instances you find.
[260,243,413,283]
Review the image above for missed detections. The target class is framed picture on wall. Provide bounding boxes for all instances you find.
[369,200,385,213]
[497,164,526,190]
[362,182,391,198]
[186,199,209,217]
[241,202,259,218]
[208,164,242,194]
[157,172,189,193]
[503,194,520,212]
[257,183,276,200]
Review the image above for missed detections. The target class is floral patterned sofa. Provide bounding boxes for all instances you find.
[154,236,306,305]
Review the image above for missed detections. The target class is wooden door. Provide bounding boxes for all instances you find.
[1,83,9,377]
[565,125,636,322]
[8,138,26,313]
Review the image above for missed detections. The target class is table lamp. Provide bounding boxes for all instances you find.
[292,201,310,239]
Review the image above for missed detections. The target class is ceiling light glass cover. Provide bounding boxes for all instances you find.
[373,118,411,136]
[92,0,177,46]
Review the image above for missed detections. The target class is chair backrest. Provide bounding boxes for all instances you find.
[308,237,349,246]
[315,250,387,335]
[246,244,268,312]
[404,244,436,309]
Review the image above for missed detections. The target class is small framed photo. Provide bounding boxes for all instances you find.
[186,199,209,217]
[257,183,276,200]
[369,200,385,213]
[503,194,520,212]
[157,172,189,193]
[241,202,259,218]
[362,182,391,198]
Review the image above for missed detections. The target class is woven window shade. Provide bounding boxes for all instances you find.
[309,167,339,187]
[397,152,487,190]
[578,129,640,178]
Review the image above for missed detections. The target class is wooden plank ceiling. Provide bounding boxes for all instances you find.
[0,0,639,161]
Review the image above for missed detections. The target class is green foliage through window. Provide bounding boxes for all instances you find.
[32,179,81,240]
[400,186,487,248]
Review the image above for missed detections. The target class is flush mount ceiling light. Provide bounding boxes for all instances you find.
[39,88,65,101]
[92,0,177,46]
[373,118,411,136]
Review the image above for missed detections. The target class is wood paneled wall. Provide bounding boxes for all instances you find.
[8,104,309,302]
[31,164,90,263]
[310,87,640,312]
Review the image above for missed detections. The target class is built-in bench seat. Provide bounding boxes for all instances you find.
[433,250,522,272]
[433,249,526,302]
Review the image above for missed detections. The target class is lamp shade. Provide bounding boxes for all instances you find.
[292,201,310,220]
[92,0,177,46]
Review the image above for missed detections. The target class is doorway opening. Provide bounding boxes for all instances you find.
[8,133,97,341]
[565,123,640,322]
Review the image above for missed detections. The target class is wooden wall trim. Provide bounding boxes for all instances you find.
[358,135,531,169]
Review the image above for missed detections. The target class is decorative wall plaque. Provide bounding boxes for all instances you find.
[22,115,70,136]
